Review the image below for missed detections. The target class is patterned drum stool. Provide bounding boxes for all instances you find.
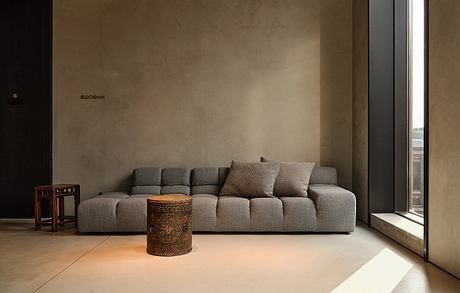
[147,195,193,256]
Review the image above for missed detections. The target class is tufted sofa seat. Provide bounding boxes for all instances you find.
[78,167,356,233]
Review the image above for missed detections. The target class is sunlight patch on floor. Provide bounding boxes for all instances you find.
[331,248,412,293]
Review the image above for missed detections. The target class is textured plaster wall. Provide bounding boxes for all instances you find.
[53,0,321,199]
[53,0,353,202]
[352,0,369,223]
[320,0,353,190]
[428,0,460,278]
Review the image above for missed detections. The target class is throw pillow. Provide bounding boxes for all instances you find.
[219,161,280,198]
[260,157,315,197]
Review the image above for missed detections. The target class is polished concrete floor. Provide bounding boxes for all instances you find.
[0,220,458,293]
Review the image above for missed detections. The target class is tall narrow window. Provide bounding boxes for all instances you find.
[408,0,425,216]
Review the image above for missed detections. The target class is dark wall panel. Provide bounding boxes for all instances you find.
[0,0,52,218]
[394,0,408,211]
[369,0,394,213]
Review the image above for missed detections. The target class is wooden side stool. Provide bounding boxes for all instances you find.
[147,195,193,256]
[34,184,80,232]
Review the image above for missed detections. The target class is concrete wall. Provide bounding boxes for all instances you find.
[320,0,353,190]
[53,0,353,201]
[428,0,460,278]
[352,0,369,223]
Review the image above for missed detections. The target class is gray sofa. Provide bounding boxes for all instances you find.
[78,166,356,233]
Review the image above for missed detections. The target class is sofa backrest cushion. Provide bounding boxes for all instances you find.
[131,166,336,196]
[192,167,219,186]
[161,168,191,186]
[218,168,229,185]
[133,168,161,186]
[131,167,191,195]
[310,167,337,185]
[190,167,229,195]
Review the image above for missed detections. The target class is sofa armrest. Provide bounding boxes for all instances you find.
[78,197,122,232]
[308,184,356,232]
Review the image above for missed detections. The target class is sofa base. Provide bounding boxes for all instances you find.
[78,186,355,233]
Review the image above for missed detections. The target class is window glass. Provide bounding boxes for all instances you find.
[408,0,425,216]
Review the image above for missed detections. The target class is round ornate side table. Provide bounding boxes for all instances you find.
[147,195,192,256]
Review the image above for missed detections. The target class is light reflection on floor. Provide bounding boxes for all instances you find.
[331,248,412,293]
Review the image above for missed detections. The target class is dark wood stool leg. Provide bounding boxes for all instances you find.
[51,190,59,232]
[74,186,80,227]
[34,190,41,231]
[59,196,64,223]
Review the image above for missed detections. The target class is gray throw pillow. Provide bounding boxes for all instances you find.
[219,161,280,198]
[261,157,315,197]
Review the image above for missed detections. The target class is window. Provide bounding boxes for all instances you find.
[408,0,425,217]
